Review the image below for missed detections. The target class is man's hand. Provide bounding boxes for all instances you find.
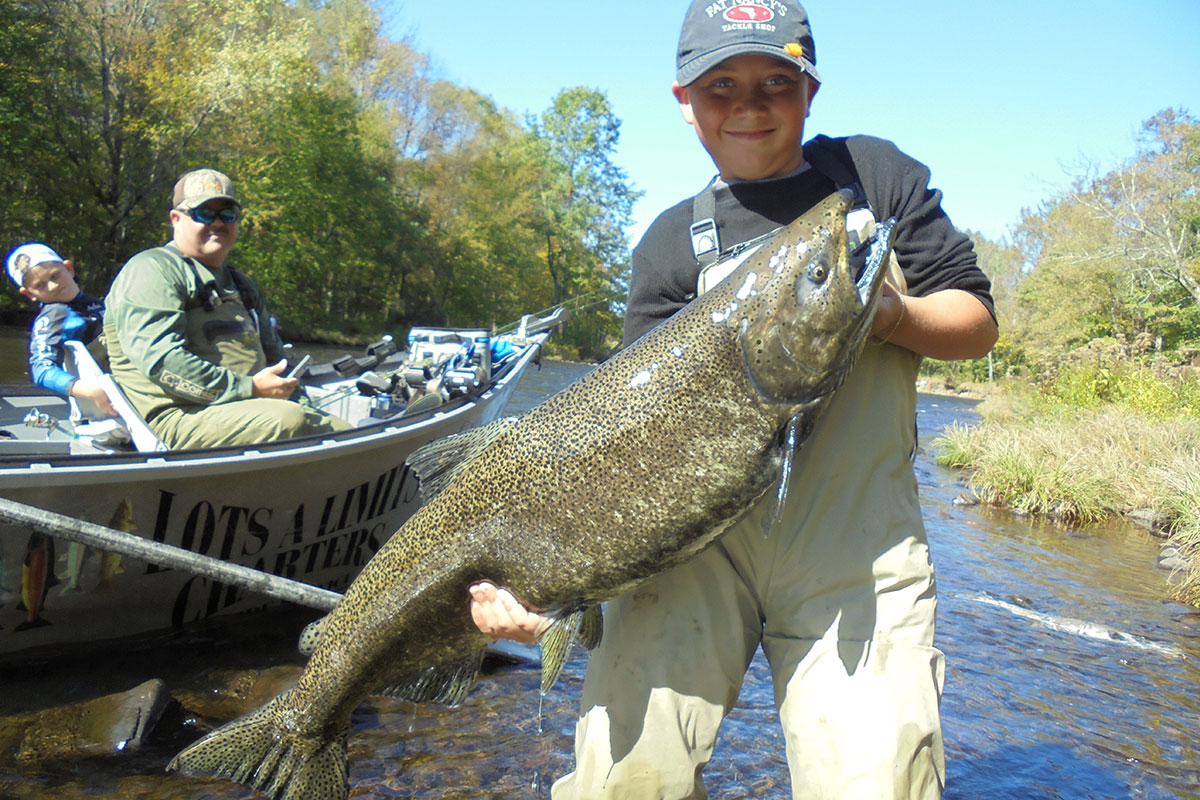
[251,360,299,399]
[70,379,117,418]
[469,582,552,645]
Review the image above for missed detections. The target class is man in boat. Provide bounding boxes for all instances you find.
[104,168,350,449]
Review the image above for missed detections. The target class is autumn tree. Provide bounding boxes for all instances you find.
[0,0,315,303]
[530,88,641,356]
[1012,109,1200,364]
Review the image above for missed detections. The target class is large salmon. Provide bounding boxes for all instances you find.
[170,189,895,799]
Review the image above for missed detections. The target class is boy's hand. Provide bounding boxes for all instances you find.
[71,379,117,418]
[252,360,299,399]
[469,581,552,645]
[871,282,906,341]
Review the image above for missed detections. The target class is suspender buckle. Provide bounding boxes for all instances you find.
[689,218,719,261]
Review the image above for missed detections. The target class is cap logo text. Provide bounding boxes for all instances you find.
[705,1,788,20]
[723,4,774,23]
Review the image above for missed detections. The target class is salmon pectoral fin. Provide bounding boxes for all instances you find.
[169,693,349,800]
[538,605,604,695]
[376,648,486,706]
[297,615,328,657]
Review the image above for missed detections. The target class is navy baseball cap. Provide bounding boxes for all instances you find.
[677,0,820,87]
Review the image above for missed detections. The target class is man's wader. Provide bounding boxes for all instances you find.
[552,166,945,799]
[108,254,347,450]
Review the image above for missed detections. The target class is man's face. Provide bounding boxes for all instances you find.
[171,199,240,268]
[20,261,79,304]
[674,54,819,182]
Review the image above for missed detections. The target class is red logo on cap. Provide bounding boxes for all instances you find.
[724,4,774,23]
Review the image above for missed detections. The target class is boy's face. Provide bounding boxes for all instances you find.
[674,54,819,182]
[19,261,79,304]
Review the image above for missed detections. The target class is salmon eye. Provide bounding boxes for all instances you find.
[807,262,828,283]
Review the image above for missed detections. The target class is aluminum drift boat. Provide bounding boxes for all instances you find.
[0,311,561,658]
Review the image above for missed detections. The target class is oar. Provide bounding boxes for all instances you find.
[0,496,339,612]
[0,496,539,662]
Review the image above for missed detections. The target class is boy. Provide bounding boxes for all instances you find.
[6,243,115,417]
[471,2,998,797]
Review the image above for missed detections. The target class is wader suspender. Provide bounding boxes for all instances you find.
[169,244,262,335]
[689,135,869,266]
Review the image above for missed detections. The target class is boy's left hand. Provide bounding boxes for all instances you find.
[871,282,905,340]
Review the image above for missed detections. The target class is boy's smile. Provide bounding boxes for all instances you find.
[674,53,818,182]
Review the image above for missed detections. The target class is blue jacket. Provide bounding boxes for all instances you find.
[28,293,105,396]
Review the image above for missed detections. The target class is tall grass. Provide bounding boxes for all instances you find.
[1156,452,1200,605]
[932,376,1200,607]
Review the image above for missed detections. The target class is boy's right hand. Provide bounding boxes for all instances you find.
[469,582,552,644]
[71,379,117,418]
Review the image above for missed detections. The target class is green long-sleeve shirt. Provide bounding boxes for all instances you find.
[104,244,285,420]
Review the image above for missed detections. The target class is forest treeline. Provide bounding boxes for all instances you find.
[2,0,1197,369]
[0,0,640,358]
[939,108,1200,397]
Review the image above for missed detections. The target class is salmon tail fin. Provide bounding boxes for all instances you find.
[168,693,349,800]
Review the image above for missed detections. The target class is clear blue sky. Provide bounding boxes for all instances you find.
[385,0,1200,247]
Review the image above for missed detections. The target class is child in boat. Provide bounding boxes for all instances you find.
[6,243,115,417]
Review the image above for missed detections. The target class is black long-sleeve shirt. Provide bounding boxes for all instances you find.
[624,134,994,345]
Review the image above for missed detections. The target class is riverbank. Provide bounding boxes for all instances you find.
[931,390,1200,608]
[916,376,992,400]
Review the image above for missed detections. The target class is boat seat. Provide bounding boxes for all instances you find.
[64,340,167,452]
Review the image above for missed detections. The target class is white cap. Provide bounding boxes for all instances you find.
[6,243,64,287]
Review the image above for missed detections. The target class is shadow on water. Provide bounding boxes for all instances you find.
[0,366,1198,798]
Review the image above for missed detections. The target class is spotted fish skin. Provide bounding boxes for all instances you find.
[168,189,894,800]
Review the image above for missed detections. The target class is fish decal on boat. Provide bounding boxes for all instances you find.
[16,533,57,631]
[168,189,896,800]
[98,499,131,592]
[64,499,131,593]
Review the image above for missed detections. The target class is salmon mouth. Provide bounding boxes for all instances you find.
[842,217,896,349]
[856,218,895,309]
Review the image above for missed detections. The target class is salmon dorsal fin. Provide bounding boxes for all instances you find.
[377,649,486,706]
[406,416,519,502]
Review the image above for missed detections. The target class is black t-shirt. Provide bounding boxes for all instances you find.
[624,134,995,346]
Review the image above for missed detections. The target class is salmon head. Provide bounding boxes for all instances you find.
[736,189,895,405]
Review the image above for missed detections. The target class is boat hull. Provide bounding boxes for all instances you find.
[0,342,540,657]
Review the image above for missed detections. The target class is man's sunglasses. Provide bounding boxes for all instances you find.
[181,206,240,225]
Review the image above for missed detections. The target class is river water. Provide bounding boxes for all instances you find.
[1,358,1198,799]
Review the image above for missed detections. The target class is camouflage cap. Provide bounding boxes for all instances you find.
[6,243,64,287]
[677,0,820,87]
[172,168,240,211]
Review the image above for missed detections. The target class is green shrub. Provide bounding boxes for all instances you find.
[1039,362,1200,418]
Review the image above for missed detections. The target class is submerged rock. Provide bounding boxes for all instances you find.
[0,678,169,764]
[171,664,301,721]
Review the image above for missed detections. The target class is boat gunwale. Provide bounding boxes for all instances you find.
[0,336,544,480]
